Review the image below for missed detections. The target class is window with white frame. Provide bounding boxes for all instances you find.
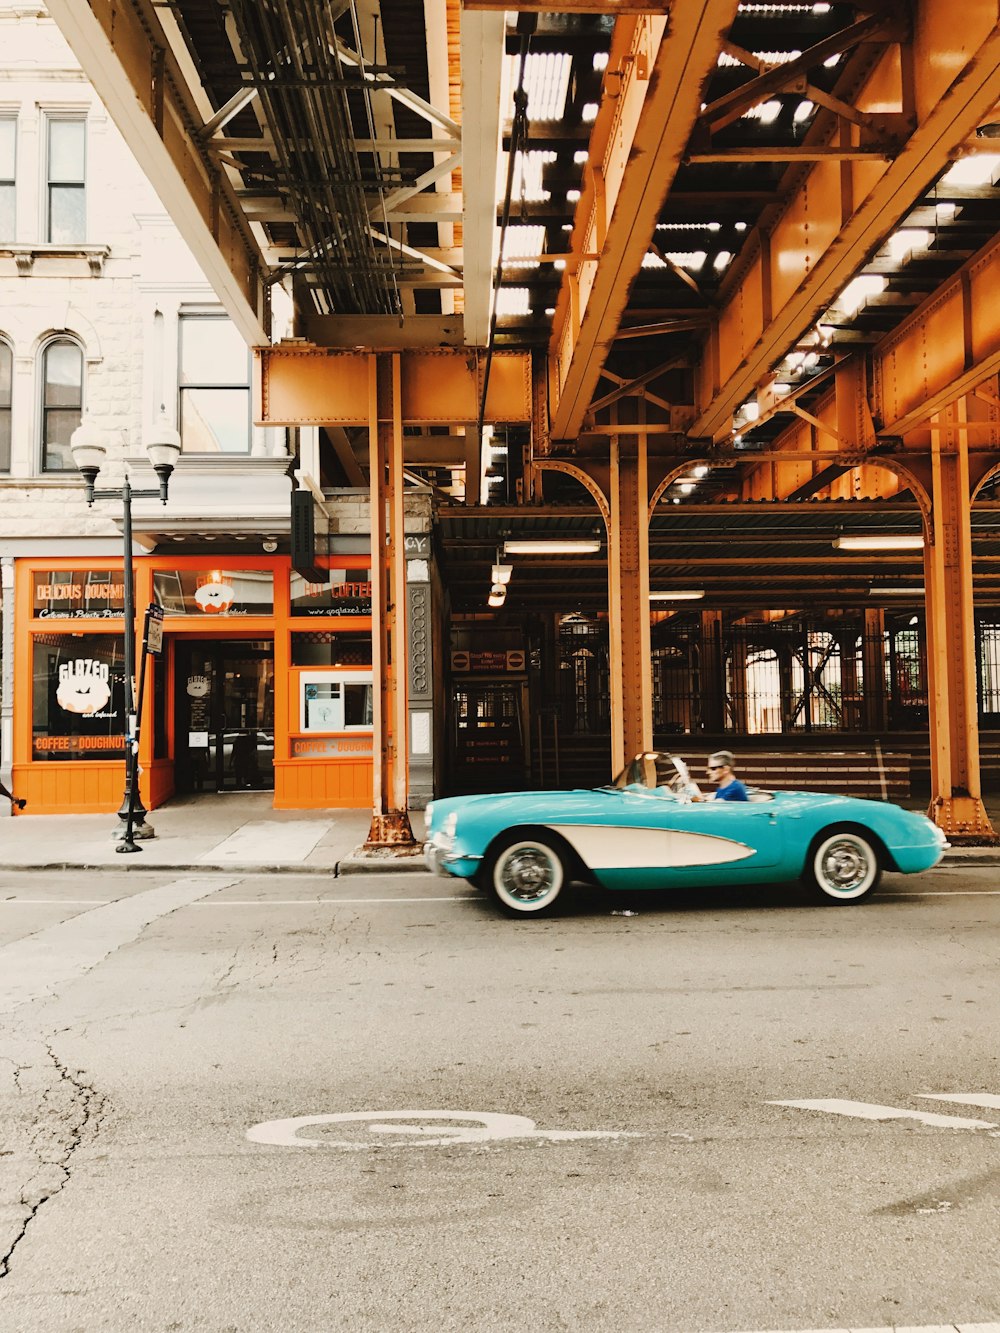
[0,340,11,471]
[40,338,83,472]
[45,117,86,244]
[178,314,251,453]
[0,117,15,241]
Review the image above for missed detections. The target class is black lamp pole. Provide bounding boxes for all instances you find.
[73,419,178,854]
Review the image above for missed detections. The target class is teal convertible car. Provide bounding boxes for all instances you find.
[424,752,948,916]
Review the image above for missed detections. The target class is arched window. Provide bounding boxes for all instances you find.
[40,338,83,472]
[0,339,11,471]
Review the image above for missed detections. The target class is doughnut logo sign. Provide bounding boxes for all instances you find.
[194,580,235,614]
[56,659,112,715]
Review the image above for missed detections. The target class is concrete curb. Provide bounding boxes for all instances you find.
[336,854,428,875]
[3,850,998,876]
[1,855,430,875]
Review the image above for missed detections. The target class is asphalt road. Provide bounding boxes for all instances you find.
[0,864,998,1333]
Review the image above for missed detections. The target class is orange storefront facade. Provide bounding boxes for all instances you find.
[11,553,376,814]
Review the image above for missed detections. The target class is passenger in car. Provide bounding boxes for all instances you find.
[705,750,748,802]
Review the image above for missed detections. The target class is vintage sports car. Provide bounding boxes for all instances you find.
[424,752,948,916]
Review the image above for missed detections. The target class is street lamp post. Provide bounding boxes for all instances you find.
[70,413,180,854]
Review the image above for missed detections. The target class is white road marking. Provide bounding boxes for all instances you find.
[198,819,331,864]
[884,889,1000,897]
[191,896,474,905]
[769,1098,997,1130]
[717,1324,1000,1333]
[918,1092,1000,1110]
[0,876,236,1014]
[0,896,473,906]
[246,1109,641,1150]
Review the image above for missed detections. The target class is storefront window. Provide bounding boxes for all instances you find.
[299,672,373,732]
[31,569,123,619]
[290,569,372,616]
[291,632,372,667]
[32,632,126,761]
[153,568,273,617]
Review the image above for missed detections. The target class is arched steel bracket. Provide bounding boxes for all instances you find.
[534,459,611,526]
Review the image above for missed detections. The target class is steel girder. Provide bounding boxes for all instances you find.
[547,0,740,444]
[690,0,1000,442]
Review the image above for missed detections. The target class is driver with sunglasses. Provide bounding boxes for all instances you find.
[705,750,748,802]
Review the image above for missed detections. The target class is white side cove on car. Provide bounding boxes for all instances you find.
[544,824,755,869]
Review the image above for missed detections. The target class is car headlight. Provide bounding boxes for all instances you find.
[443,812,458,839]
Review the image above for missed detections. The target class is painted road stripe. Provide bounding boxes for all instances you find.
[769,1098,996,1129]
[0,875,236,1013]
[919,1092,1000,1110]
[0,896,473,906]
[717,1324,1000,1333]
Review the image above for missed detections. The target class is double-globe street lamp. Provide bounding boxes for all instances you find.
[70,414,180,853]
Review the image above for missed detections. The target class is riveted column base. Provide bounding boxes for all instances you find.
[364,810,418,849]
[927,794,999,845]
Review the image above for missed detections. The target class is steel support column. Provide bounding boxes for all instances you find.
[365,354,417,848]
[699,610,725,732]
[924,405,997,843]
[607,432,651,775]
[863,608,888,733]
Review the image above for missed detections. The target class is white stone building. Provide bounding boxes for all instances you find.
[0,3,435,817]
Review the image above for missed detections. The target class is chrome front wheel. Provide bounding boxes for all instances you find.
[488,838,566,916]
[806,830,881,903]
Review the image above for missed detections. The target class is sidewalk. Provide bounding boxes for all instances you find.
[0,793,429,875]
[2,791,999,875]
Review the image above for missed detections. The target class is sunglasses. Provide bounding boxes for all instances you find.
[707,764,724,771]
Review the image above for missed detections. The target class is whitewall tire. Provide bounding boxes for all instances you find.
[805,830,881,903]
[488,838,566,916]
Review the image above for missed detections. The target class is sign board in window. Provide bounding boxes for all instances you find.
[32,570,124,619]
[32,632,127,761]
[290,569,372,616]
[153,569,273,617]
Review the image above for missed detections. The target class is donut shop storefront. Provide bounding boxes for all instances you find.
[11,554,375,814]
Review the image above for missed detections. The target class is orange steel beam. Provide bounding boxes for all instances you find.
[691,2,1000,441]
[256,347,532,426]
[923,405,997,844]
[365,354,417,848]
[47,0,269,345]
[548,0,740,444]
[607,429,652,775]
[874,230,1000,435]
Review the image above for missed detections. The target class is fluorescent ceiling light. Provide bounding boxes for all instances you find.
[504,539,601,555]
[834,274,885,317]
[871,587,925,597]
[940,153,1000,188]
[650,590,705,601]
[834,534,924,551]
[494,288,531,317]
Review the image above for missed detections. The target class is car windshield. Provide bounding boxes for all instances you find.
[606,751,688,792]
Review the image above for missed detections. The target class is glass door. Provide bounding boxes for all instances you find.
[175,641,274,792]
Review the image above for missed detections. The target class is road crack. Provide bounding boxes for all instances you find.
[0,1042,107,1281]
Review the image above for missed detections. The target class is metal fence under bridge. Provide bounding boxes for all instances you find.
[531,611,1000,794]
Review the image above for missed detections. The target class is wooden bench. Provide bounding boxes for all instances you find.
[733,751,910,801]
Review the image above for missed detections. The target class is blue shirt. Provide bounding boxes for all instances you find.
[713,778,748,802]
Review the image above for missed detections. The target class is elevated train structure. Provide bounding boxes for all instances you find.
[44,0,1000,842]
